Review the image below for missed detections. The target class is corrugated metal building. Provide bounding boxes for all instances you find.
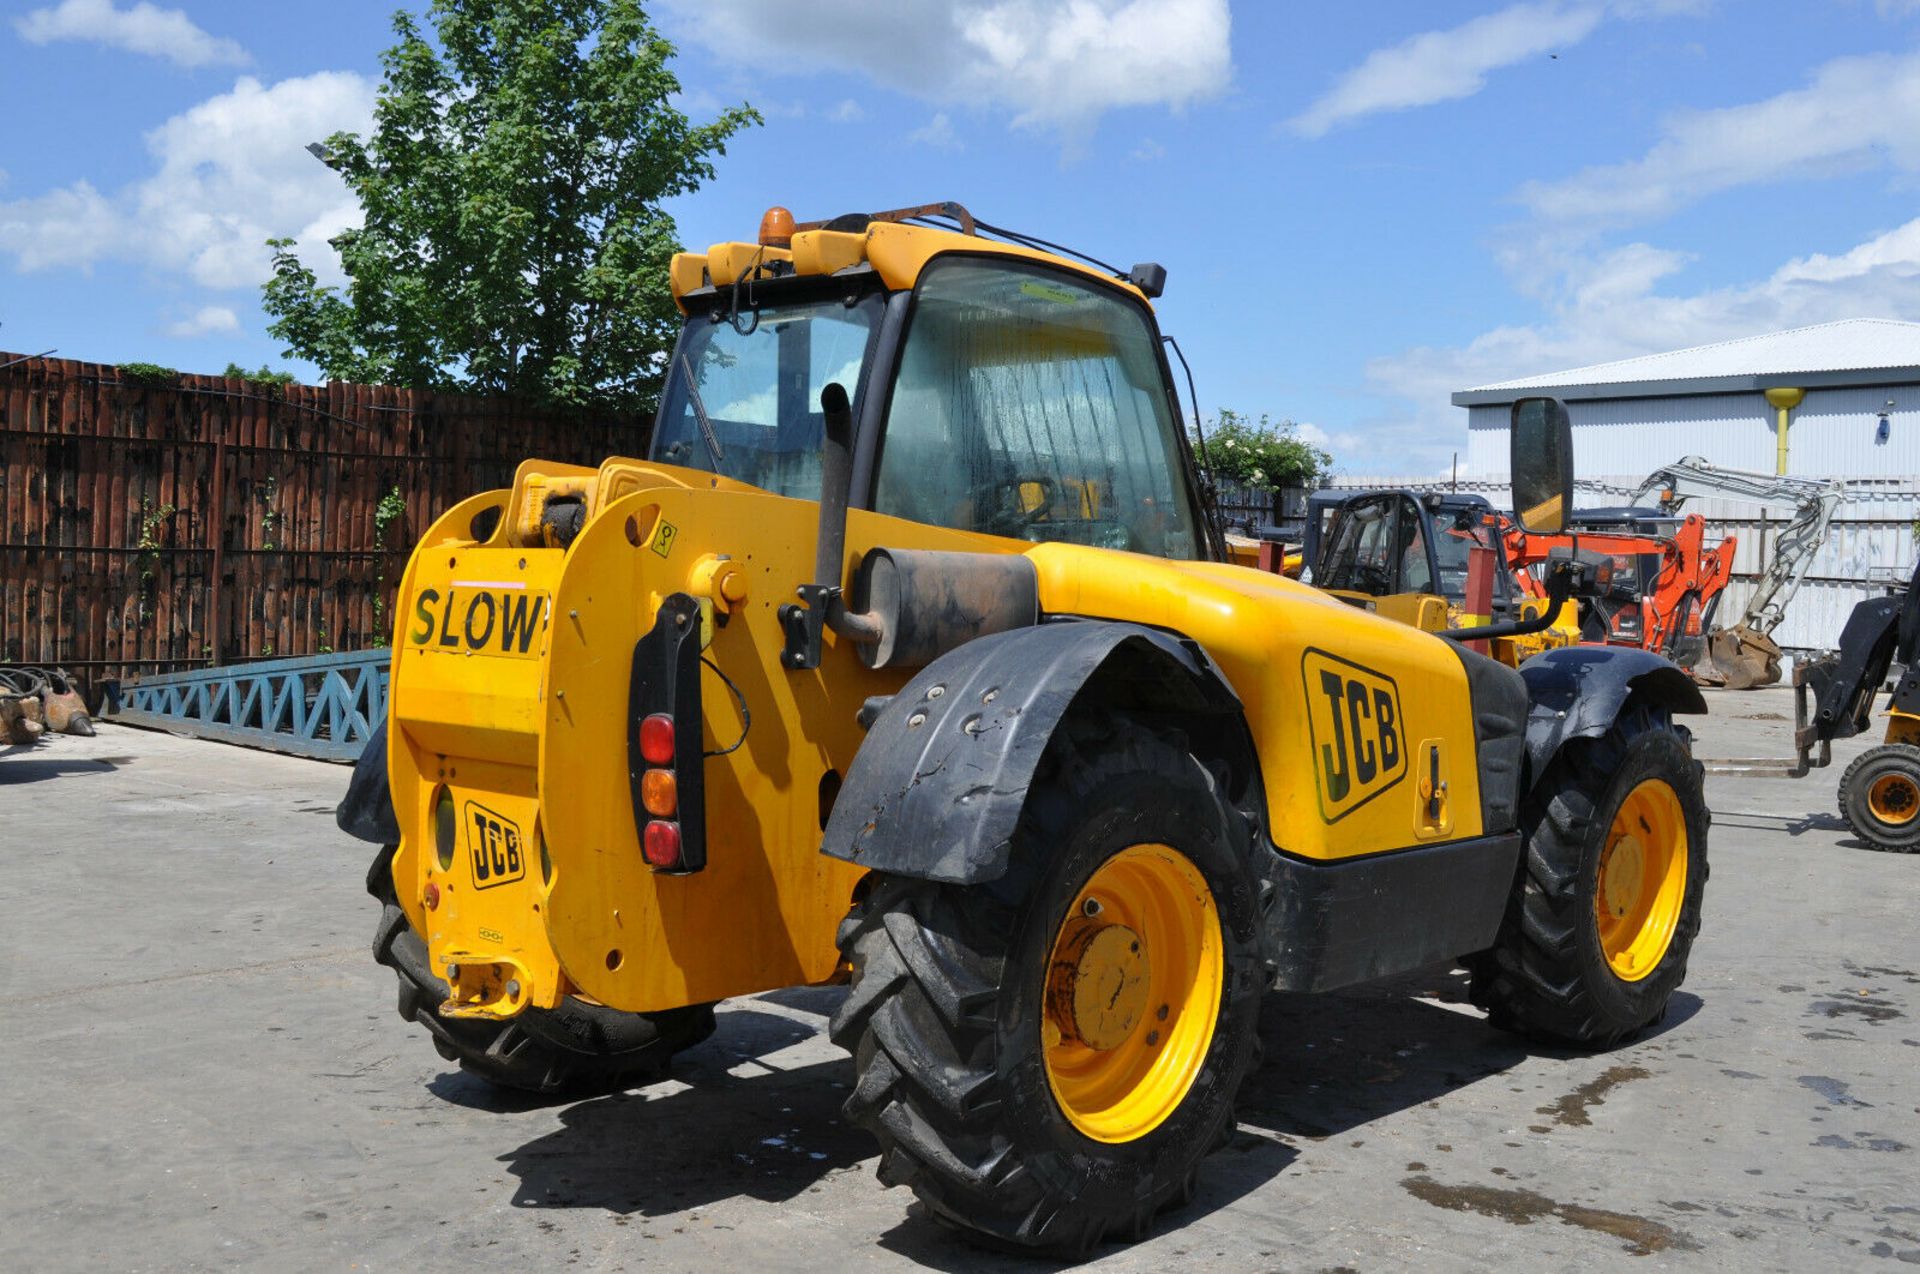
[1457,319,1920,479]
[1438,319,1920,654]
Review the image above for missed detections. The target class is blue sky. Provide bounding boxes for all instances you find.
[6,0,1920,475]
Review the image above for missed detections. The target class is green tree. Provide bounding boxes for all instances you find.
[263,0,756,411]
[224,362,297,385]
[1191,410,1330,488]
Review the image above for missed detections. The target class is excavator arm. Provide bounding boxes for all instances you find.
[1632,456,1845,687]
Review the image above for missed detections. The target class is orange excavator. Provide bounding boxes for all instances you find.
[1503,507,1736,672]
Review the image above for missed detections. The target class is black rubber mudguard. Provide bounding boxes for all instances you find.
[337,719,402,845]
[820,619,1242,885]
[1518,646,1706,781]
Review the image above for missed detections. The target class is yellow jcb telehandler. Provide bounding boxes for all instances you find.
[337,202,1710,1254]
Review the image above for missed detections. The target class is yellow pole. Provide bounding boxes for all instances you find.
[1764,387,1804,475]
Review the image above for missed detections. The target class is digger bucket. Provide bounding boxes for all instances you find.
[1703,623,1782,690]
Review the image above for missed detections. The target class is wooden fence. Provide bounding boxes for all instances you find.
[1,353,648,684]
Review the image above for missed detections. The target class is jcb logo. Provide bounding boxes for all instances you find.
[465,802,526,890]
[1302,649,1407,822]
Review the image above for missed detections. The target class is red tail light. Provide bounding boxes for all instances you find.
[629,593,706,873]
[643,819,683,869]
[639,713,675,765]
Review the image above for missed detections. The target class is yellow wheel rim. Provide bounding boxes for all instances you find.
[1867,772,1920,826]
[1594,779,1689,983]
[1041,843,1223,1143]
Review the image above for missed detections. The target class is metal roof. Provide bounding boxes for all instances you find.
[1453,318,1920,406]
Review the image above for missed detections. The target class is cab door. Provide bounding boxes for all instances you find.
[1314,493,1441,600]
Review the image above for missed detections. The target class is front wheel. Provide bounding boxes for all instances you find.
[829,721,1263,1255]
[1468,706,1710,1047]
[1838,743,1920,853]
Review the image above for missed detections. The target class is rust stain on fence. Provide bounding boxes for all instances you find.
[1,353,647,683]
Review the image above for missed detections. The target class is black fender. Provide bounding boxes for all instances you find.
[337,719,402,845]
[1518,646,1707,782]
[820,619,1246,885]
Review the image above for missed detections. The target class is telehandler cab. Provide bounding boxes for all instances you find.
[338,202,1710,1254]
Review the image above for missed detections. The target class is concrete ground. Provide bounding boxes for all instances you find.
[2,687,1916,1273]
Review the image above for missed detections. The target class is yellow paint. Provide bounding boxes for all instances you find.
[527,486,1023,1012]
[1413,739,1454,840]
[670,219,1149,308]
[1595,779,1688,982]
[790,229,868,278]
[384,490,570,1014]
[1866,771,1920,825]
[1042,843,1222,1144]
[1765,387,1804,476]
[1027,549,1485,859]
[384,455,1492,1017]
[1883,708,1920,747]
[703,240,792,284]
[668,253,707,308]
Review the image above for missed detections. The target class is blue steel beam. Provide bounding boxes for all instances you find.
[109,649,389,762]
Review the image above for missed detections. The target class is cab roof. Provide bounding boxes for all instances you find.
[669,210,1155,313]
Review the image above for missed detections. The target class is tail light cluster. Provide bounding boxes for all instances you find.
[627,593,707,874]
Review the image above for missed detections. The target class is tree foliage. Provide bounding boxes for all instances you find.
[224,362,298,385]
[263,0,757,411]
[1191,409,1330,488]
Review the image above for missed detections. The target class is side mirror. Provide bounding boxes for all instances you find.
[1510,396,1572,535]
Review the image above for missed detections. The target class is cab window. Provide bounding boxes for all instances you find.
[1317,495,1402,595]
[1399,500,1433,594]
[873,259,1200,558]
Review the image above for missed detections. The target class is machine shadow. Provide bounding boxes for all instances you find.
[498,1005,870,1216]
[0,754,122,784]
[500,964,1595,1257]
[1712,810,1850,837]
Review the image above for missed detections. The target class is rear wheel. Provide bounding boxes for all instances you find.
[1468,707,1709,1047]
[829,721,1263,1255]
[1838,743,1920,853]
[367,845,714,1094]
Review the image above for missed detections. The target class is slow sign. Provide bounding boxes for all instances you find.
[408,584,551,658]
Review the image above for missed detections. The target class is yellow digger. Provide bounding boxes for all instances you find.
[338,202,1711,1254]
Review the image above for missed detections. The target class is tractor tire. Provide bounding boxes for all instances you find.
[367,845,715,1094]
[1467,706,1709,1048]
[1837,743,1920,853]
[829,720,1264,1256]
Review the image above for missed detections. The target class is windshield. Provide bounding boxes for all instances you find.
[652,292,882,497]
[1434,513,1516,607]
[873,259,1201,558]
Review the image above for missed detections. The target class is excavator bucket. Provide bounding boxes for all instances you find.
[1703,622,1782,690]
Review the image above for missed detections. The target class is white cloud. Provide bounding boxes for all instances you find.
[161,304,238,338]
[1520,48,1920,227]
[826,98,864,123]
[1289,2,1605,138]
[1368,217,1920,436]
[1129,137,1165,162]
[0,181,119,274]
[659,0,1231,132]
[1295,420,1366,455]
[909,112,962,151]
[14,0,249,69]
[0,72,374,290]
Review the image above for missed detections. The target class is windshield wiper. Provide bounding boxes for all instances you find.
[680,353,725,468]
